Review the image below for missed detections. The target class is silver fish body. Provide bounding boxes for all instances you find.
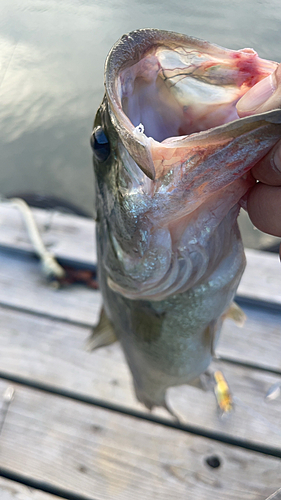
[91,29,281,410]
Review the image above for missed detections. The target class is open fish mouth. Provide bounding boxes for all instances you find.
[105,29,278,180]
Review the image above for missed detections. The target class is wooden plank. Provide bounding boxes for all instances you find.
[0,476,62,500]
[0,204,97,265]
[0,251,101,325]
[239,249,281,307]
[0,204,281,306]
[218,305,281,371]
[1,306,281,451]
[0,380,280,500]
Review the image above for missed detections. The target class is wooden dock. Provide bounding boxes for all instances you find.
[0,203,281,500]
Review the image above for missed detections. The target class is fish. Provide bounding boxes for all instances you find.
[89,29,281,411]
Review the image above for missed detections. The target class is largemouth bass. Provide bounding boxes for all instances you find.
[90,29,281,411]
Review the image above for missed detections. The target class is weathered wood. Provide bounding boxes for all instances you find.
[1,306,281,451]
[0,476,62,500]
[0,380,281,500]
[0,204,281,307]
[0,204,97,265]
[265,488,281,500]
[219,306,281,371]
[239,249,281,307]
[0,251,101,325]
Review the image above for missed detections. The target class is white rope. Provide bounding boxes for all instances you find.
[4,197,65,279]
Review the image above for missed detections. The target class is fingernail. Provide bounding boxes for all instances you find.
[237,74,276,114]
[273,143,281,173]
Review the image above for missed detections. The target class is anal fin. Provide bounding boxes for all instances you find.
[87,307,117,350]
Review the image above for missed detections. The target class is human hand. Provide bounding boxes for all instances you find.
[237,64,281,258]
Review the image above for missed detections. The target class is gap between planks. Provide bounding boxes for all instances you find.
[0,380,280,500]
[0,475,75,500]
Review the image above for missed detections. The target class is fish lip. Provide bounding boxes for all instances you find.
[104,28,279,181]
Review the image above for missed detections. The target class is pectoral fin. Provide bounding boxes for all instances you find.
[87,307,117,350]
[209,303,246,358]
[223,301,246,327]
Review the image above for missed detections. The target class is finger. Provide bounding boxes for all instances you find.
[237,64,281,117]
[250,138,281,185]
[247,183,281,237]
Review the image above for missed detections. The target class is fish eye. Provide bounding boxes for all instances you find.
[90,126,110,162]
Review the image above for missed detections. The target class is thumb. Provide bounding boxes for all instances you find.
[237,63,281,117]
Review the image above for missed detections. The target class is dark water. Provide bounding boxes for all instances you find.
[1,0,281,248]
